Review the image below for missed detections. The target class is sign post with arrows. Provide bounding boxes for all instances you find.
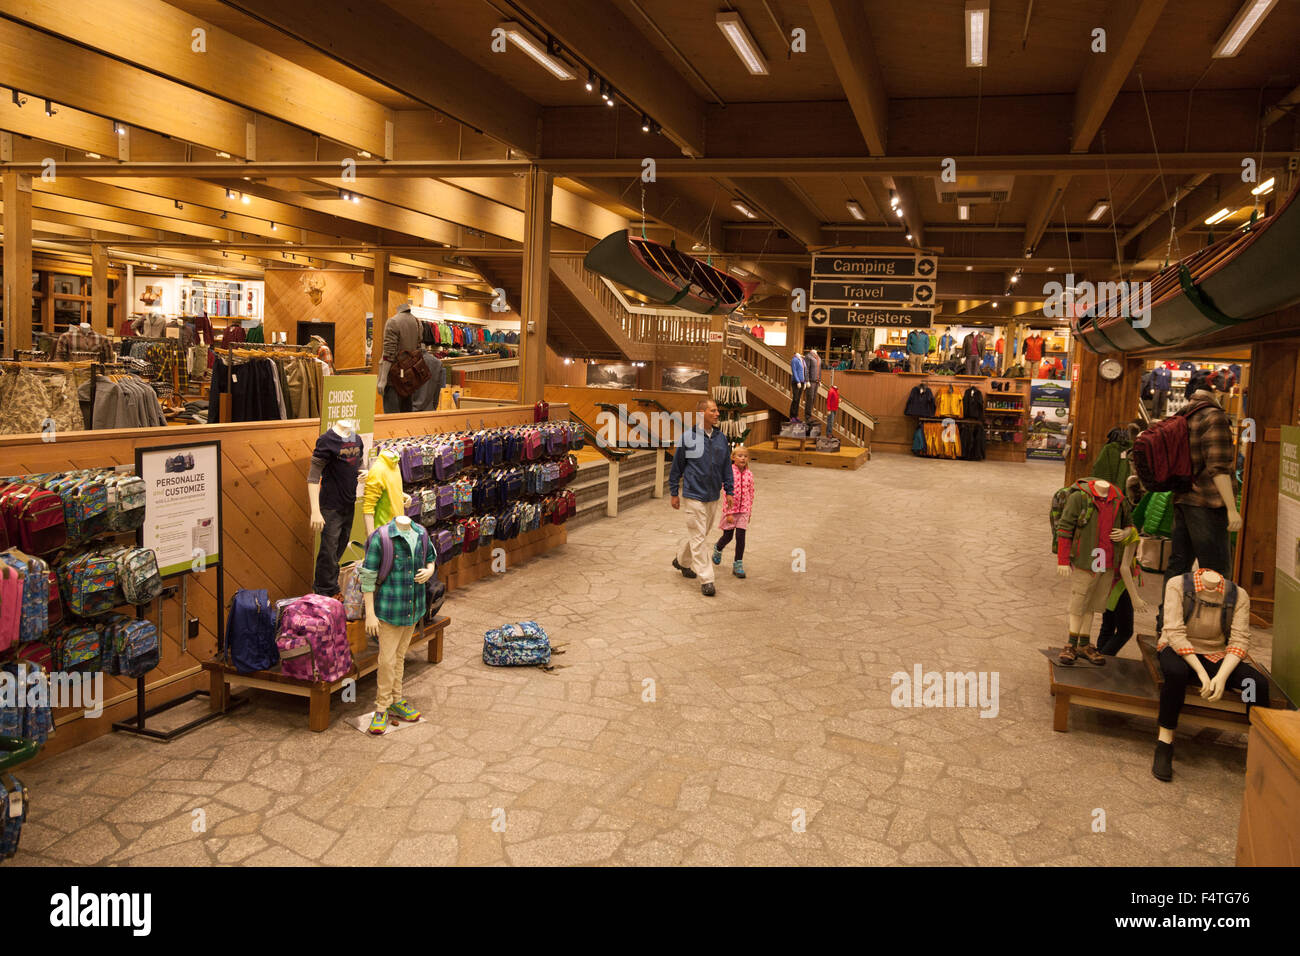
[808,248,939,328]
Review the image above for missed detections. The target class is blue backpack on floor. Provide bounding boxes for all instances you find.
[482,621,562,670]
[225,588,278,673]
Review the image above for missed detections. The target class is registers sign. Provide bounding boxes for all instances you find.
[808,249,939,327]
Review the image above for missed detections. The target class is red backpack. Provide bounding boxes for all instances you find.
[6,487,67,555]
[1131,402,1211,493]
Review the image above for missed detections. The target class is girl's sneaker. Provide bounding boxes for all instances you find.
[387,698,421,721]
[733,560,746,578]
[712,547,722,565]
[368,711,389,735]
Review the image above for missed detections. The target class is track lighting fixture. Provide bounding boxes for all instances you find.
[585,70,595,93]
[641,114,651,133]
[174,200,183,210]
[44,99,56,117]
[113,120,125,135]
[241,193,250,204]
[226,188,234,200]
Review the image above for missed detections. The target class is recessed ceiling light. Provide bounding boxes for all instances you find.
[965,1,990,68]
[716,11,769,75]
[732,200,756,219]
[1251,177,1275,196]
[1212,0,1278,58]
[958,204,970,221]
[965,265,973,271]
[845,200,865,221]
[1087,200,1109,222]
[1204,207,1232,225]
[498,22,575,80]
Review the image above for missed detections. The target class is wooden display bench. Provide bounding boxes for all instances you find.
[202,615,448,732]
[1047,635,1291,734]
[771,432,819,451]
[749,438,868,471]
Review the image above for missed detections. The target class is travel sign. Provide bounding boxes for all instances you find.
[808,305,935,328]
[810,279,935,305]
[811,252,939,280]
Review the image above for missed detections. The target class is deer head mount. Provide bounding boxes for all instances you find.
[300,272,327,305]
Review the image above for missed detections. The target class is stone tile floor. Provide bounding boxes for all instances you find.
[13,454,1266,866]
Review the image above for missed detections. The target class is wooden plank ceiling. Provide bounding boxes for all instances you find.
[0,0,1295,321]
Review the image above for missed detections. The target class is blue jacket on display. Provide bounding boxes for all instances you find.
[907,330,930,355]
[669,426,735,503]
[791,353,806,384]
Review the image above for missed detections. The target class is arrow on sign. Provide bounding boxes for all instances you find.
[916,258,936,277]
[810,307,829,325]
[915,285,933,303]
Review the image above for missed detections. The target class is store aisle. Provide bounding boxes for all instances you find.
[14,456,1264,866]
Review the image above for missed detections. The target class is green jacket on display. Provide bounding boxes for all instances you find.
[1056,479,1134,572]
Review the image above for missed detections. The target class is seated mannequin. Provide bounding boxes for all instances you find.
[1151,569,1269,781]
[1055,478,1149,665]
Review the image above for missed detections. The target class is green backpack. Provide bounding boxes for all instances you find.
[1049,486,1094,554]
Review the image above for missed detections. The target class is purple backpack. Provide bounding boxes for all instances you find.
[276,594,352,682]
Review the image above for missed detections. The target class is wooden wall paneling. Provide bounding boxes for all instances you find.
[263,267,368,370]
[1065,350,1143,485]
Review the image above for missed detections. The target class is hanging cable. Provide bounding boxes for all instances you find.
[1137,73,1179,267]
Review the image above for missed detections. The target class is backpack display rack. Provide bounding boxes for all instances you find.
[0,736,38,863]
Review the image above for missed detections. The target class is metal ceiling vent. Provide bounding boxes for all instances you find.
[934,175,1014,205]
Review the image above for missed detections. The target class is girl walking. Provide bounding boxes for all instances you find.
[713,446,755,578]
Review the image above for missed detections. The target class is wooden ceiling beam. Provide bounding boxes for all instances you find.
[1129,174,1257,265]
[217,0,541,155]
[0,96,121,157]
[807,0,888,155]
[508,0,707,158]
[0,0,394,156]
[1071,0,1169,153]
[1022,173,1071,257]
[0,17,252,156]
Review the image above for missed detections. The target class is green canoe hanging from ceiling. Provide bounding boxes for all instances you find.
[583,229,759,315]
[1072,183,1300,353]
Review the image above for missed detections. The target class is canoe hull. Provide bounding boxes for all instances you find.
[583,230,757,315]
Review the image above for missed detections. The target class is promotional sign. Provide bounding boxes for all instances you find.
[1274,426,1300,705]
[810,280,935,305]
[1026,379,1072,462]
[136,441,222,577]
[811,252,938,279]
[320,374,377,562]
[808,304,934,328]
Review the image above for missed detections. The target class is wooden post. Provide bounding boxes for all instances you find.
[371,250,390,372]
[706,312,727,388]
[606,458,620,517]
[1065,348,1143,485]
[519,166,552,406]
[652,448,666,498]
[2,172,33,355]
[91,243,109,334]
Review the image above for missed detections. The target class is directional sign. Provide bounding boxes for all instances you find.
[811,252,938,280]
[808,305,935,328]
[810,279,935,305]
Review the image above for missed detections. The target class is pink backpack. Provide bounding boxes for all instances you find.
[276,594,352,682]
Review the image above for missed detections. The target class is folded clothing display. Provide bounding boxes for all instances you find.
[0,365,88,436]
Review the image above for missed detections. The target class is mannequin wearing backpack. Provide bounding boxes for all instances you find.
[1151,569,1268,781]
[1054,478,1149,665]
[359,514,437,735]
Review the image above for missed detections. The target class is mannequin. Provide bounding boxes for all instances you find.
[307,418,365,596]
[906,328,929,373]
[789,349,807,422]
[803,348,822,421]
[1055,478,1149,665]
[54,317,112,361]
[363,447,408,537]
[360,512,437,734]
[961,331,985,375]
[1152,568,1268,780]
[1158,371,1241,634]
[377,302,421,414]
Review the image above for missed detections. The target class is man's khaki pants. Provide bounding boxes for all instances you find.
[677,497,722,585]
[376,620,416,712]
[909,353,924,373]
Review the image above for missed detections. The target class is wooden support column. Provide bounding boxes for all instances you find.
[371,249,390,372]
[90,243,109,334]
[2,172,33,355]
[706,312,728,388]
[519,166,552,406]
[1065,347,1143,485]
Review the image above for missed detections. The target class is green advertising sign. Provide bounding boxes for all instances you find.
[320,374,377,563]
[1274,426,1300,706]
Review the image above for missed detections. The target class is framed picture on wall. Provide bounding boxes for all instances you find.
[587,363,637,389]
[660,366,708,392]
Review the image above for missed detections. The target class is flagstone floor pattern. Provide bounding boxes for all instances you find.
[14,454,1266,866]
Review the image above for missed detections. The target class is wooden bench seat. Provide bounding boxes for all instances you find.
[202,615,448,732]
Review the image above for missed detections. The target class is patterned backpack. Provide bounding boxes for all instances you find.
[453,479,474,517]
[434,529,459,565]
[58,550,121,617]
[482,621,561,669]
[46,473,109,544]
[116,548,163,605]
[53,623,102,671]
[105,615,160,678]
[0,553,49,645]
[276,594,352,683]
[104,474,146,531]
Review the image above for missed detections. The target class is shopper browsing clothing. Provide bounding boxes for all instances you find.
[712,445,755,579]
[670,399,735,597]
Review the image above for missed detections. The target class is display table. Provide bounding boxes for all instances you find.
[203,615,448,732]
[1237,708,1300,865]
[771,433,818,451]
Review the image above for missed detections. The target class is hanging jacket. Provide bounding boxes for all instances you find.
[936,386,963,418]
[1088,436,1134,487]
[962,386,985,421]
[903,385,935,417]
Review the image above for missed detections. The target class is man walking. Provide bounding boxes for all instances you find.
[670,398,735,597]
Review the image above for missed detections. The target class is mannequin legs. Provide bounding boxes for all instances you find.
[375,620,417,713]
[788,383,803,420]
[312,506,353,596]
[803,381,816,420]
[1096,591,1134,655]
[1154,647,1270,780]
[1158,504,1230,633]
[908,353,923,373]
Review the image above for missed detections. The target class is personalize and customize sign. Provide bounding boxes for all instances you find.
[811,252,938,280]
[810,279,935,305]
[808,305,935,328]
[136,441,222,577]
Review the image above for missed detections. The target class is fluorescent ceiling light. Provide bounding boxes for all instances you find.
[1212,0,1278,57]
[958,204,970,221]
[1087,200,1108,222]
[499,22,575,80]
[846,200,865,221]
[1251,177,1275,196]
[1204,207,1232,225]
[965,1,990,68]
[732,200,756,219]
[716,11,769,75]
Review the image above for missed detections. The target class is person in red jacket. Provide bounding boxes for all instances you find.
[826,385,840,435]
